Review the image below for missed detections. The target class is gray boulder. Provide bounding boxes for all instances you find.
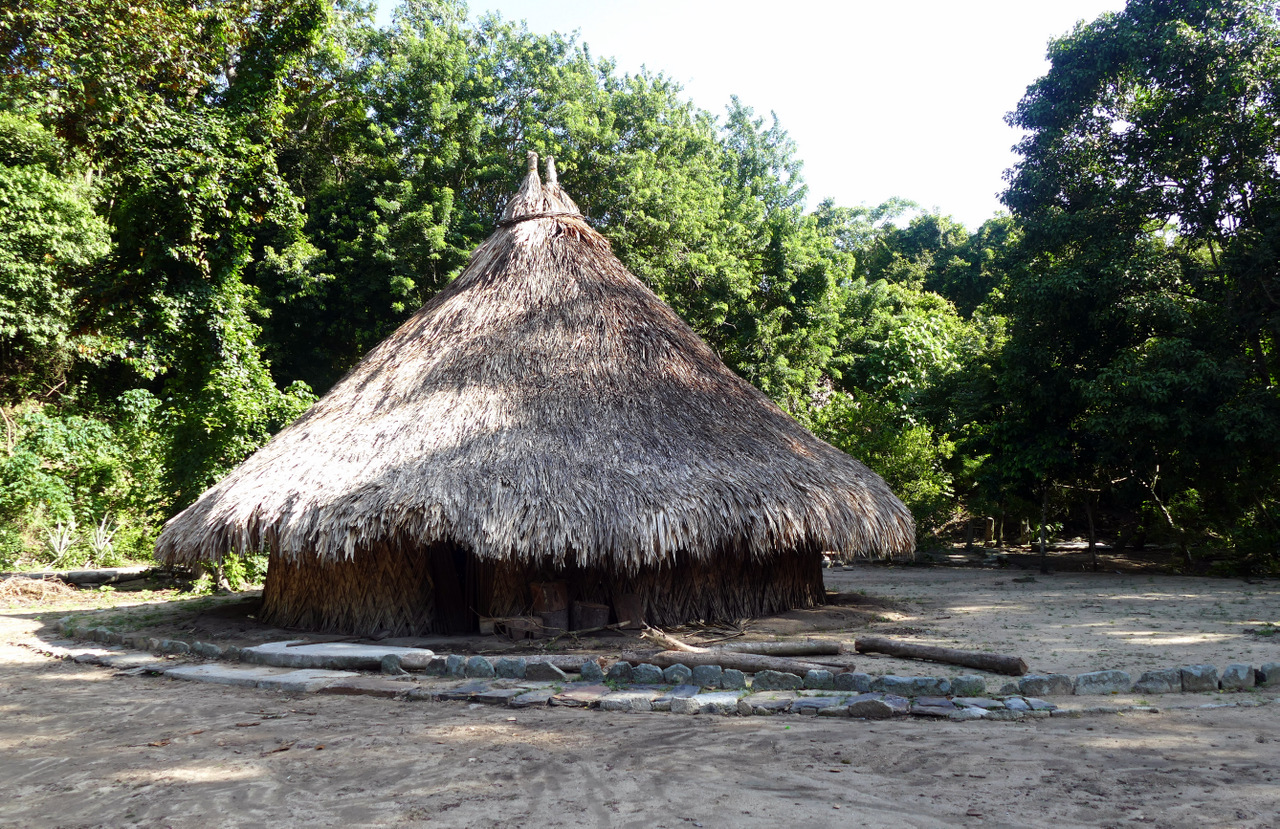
[803,669,835,690]
[721,669,747,690]
[834,672,872,693]
[691,664,723,688]
[580,660,605,683]
[1018,674,1073,697]
[1179,665,1218,693]
[752,670,803,691]
[464,656,495,678]
[1258,662,1280,688]
[873,675,951,696]
[605,661,633,683]
[663,664,693,685]
[525,661,568,682]
[949,675,986,697]
[631,663,665,685]
[845,693,896,719]
[494,657,527,679]
[1074,670,1132,695]
[380,654,409,676]
[1131,668,1181,695]
[1220,663,1256,691]
[191,641,222,659]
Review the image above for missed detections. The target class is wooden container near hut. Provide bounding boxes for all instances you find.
[154,153,915,636]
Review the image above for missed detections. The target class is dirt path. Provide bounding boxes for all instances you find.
[3,567,1280,828]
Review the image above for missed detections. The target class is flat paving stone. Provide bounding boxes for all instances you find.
[1024,697,1057,711]
[737,692,796,715]
[845,693,896,719]
[794,696,844,715]
[692,691,742,714]
[70,648,119,664]
[953,697,1005,709]
[241,641,436,670]
[552,684,610,708]
[653,684,699,711]
[599,690,660,712]
[261,669,363,693]
[476,688,527,705]
[435,681,493,701]
[509,690,554,709]
[165,663,356,692]
[916,696,956,709]
[97,651,167,670]
[911,704,959,718]
[318,676,414,698]
[882,694,911,715]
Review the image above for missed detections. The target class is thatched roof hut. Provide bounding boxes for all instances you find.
[156,153,914,635]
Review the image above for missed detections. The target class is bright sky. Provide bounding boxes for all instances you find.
[375,1,1127,230]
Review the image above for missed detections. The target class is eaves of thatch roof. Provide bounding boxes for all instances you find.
[155,152,915,570]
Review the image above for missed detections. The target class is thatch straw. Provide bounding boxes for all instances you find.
[157,151,914,607]
[0,576,80,606]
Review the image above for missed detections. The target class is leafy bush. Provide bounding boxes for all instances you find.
[0,391,167,567]
[806,390,955,540]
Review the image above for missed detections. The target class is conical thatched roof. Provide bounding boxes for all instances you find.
[156,153,914,571]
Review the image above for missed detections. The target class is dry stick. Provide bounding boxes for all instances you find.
[854,635,1028,676]
[641,627,699,652]
[540,621,631,648]
[621,649,834,676]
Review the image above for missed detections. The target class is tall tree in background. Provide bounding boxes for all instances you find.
[1002,0,1280,561]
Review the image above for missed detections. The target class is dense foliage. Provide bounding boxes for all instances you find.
[1,0,1277,571]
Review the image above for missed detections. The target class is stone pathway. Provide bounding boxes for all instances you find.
[24,632,1280,724]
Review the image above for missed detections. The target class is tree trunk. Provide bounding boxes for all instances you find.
[965,518,975,551]
[854,635,1028,676]
[1085,495,1098,572]
[1039,487,1050,574]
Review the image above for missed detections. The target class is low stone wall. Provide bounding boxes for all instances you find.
[51,618,1280,700]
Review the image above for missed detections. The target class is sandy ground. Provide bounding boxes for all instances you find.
[2,565,1280,829]
[819,566,1280,679]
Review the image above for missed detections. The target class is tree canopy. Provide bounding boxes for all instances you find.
[2,0,1279,572]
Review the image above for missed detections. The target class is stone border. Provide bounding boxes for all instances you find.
[52,618,1280,697]
[25,620,1280,724]
[27,638,1280,723]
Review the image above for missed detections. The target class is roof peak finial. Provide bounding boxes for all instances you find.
[545,155,559,186]
[526,150,538,174]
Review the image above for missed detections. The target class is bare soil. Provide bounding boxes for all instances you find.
[2,561,1280,828]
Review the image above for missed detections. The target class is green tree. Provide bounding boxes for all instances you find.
[1001,0,1280,563]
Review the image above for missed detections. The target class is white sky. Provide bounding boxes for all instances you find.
[375,1,1127,230]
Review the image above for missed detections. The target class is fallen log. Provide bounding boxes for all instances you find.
[853,635,1028,676]
[706,640,842,657]
[621,650,835,676]
[641,628,841,656]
